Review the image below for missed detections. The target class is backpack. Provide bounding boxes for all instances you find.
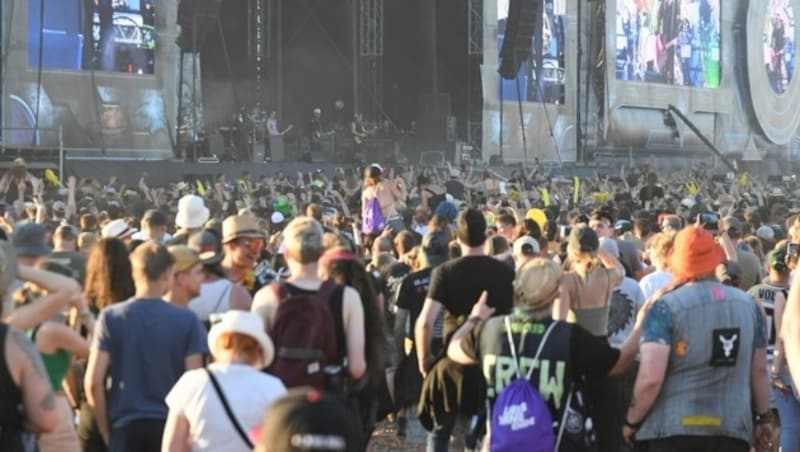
[490,317,561,452]
[362,197,385,235]
[267,281,344,389]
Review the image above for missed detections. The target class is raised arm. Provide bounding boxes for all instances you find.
[7,327,58,433]
[5,266,82,330]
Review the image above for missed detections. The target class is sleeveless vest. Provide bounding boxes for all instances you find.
[637,281,758,443]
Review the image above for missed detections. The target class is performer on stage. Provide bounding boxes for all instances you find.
[265,111,293,162]
[351,113,368,163]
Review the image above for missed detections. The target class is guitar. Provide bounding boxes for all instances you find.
[353,130,369,145]
[312,129,336,142]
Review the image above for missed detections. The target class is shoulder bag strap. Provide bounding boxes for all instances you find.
[205,368,254,449]
[604,269,612,308]
[524,322,557,381]
[210,282,232,315]
[554,383,574,450]
[504,316,522,379]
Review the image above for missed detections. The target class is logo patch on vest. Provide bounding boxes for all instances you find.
[710,328,740,366]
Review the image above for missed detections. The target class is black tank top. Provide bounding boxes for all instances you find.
[0,323,24,452]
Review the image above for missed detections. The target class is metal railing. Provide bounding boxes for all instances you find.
[0,126,64,184]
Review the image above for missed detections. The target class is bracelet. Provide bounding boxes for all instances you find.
[754,411,774,425]
[624,418,644,430]
[467,316,482,326]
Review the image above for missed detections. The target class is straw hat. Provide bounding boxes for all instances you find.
[513,258,563,309]
[222,214,266,244]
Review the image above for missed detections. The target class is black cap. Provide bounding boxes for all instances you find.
[187,229,223,265]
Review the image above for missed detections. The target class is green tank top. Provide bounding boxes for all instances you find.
[27,329,72,390]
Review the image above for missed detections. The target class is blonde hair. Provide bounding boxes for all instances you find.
[282,217,324,264]
[649,232,676,269]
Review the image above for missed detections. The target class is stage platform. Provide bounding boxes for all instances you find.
[53,156,790,188]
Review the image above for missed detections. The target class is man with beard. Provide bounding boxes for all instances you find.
[221,215,268,296]
[165,246,205,309]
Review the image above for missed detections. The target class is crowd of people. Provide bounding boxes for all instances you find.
[1,155,800,451]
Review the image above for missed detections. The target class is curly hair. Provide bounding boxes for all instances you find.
[84,238,135,311]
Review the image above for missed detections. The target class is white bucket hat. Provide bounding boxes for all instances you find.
[175,195,210,229]
[101,219,137,239]
[207,311,275,367]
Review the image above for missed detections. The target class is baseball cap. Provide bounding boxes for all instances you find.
[722,216,742,234]
[12,223,52,257]
[168,246,201,273]
[187,229,223,264]
[757,225,775,241]
[513,236,540,257]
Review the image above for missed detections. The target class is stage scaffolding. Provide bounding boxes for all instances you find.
[248,0,271,111]
[359,0,383,121]
[467,0,483,152]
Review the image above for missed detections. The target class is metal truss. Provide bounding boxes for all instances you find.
[360,0,383,57]
[248,0,270,109]
[468,0,483,55]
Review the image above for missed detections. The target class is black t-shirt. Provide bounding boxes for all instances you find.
[383,262,412,313]
[638,185,665,205]
[445,180,466,200]
[428,255,515,342]
[460,315,619,422]
[396,267,433,339]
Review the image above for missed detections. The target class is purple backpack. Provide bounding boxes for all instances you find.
[490,318,561,452]
[362,197,386,234]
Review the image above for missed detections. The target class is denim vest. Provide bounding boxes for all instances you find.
[637,280,757,443]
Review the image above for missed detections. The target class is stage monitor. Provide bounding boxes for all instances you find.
[28,0,156,75]
[614,0,721,89]
[497,0,567,104]
[764,0,796,95]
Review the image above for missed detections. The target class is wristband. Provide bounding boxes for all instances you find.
[754,411,774,425]
[624,418,644,430]
[467,316,482,326]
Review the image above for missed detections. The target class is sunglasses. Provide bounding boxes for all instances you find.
[235,237,265,252]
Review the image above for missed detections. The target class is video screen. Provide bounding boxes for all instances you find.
[764,0,796,95]
[497,0,567,104]
[615,0,721,88]
[29,0,155,75]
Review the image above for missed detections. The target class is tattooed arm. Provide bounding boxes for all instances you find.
[6,327,58,433]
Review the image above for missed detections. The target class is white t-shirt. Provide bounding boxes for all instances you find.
[607,277,645,349]
[639,270,674,301]
[166,363,287,452]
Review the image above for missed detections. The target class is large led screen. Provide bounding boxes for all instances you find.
[28,0,155,75]
[764,0,796,94]
[615,0,721,88]
[497,0,567,104]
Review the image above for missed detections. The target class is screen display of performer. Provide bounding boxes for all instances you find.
[29,0,156,74]
[497,0,567,104]
[615,0,721,88]
[765,0,796,94]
